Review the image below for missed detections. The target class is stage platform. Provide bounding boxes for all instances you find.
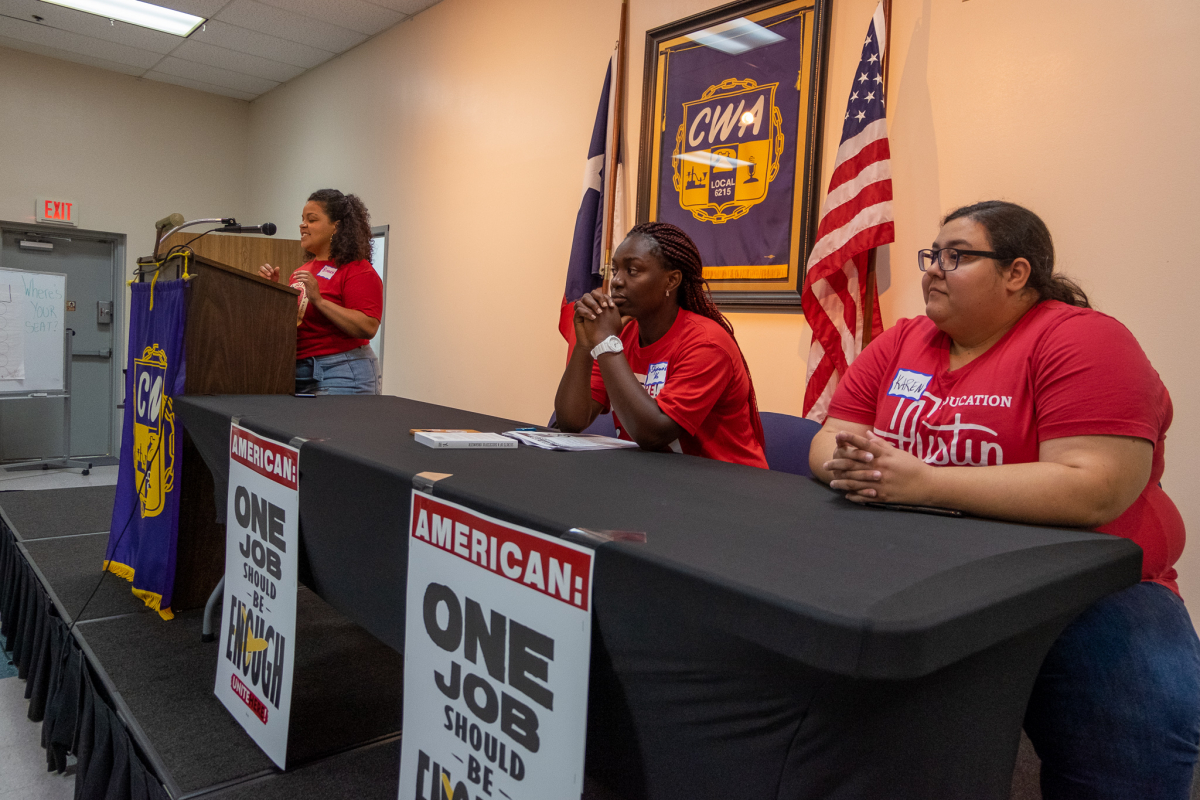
[3,484,1189,800]
[0,484,631,800]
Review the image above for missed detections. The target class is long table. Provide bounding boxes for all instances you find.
[176,394,1141,800]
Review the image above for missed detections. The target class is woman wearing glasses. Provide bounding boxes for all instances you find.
[809,201,1197,799]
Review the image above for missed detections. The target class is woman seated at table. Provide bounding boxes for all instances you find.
[810,200,1199,798]
[555,221,767,468]
[259,189,383,395]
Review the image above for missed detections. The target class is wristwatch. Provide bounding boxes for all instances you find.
[590,335,624,360]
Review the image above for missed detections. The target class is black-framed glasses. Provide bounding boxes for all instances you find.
[917,248,1004,272]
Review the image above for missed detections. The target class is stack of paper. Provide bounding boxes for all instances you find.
[502,431,640,451]
[415,431,516,449]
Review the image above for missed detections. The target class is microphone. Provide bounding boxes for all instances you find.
[154,213,184,231]
[221,222,277,235]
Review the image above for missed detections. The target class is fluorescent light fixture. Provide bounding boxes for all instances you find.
[38,0,205,36]
[687,18,785,55]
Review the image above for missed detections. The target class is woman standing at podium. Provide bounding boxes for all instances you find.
[260,189,383,395]
[810,201,1199,799]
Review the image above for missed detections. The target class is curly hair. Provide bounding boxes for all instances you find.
[307,189,373,265]
[625,221,765,447]
[943,201,1089,308]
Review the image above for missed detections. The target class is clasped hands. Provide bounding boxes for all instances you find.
[574,289,628,353]
[823,430,933,505]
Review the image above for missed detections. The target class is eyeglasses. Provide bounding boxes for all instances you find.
[917,248,1004,272]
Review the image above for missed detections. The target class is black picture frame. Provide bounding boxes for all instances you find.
[636,0,832,309]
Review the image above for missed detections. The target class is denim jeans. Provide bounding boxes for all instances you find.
[1024,581,1200,799]
[294,346,380,395]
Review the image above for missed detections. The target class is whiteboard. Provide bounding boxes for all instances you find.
[0,268,66,394]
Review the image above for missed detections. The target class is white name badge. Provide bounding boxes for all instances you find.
[887,368,933,401]
[317,265,337,279]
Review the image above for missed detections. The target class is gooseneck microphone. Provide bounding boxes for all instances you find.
[221,222,277,235]
[153,217,279,259]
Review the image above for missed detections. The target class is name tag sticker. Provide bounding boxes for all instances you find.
[888,368,933,401]
[645,362,667,398]
[317,265,336,279]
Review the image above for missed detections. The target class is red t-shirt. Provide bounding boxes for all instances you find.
[828,300,1183,593]
[294,259,383,359]
[590,309,767,469]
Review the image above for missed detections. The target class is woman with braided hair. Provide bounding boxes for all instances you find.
[555,221,767,468]
[259,189,383,394]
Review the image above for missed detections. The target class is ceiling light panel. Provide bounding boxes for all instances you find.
[36,0,205,36]
[1,0,181,52]
[0,13,162,65]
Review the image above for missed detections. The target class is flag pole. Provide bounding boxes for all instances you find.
[861,0,891,348]
[600,0,628,294]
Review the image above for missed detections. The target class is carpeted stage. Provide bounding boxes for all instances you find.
[0,484,633,800]
[0,484,408,799]
[5,485,1186,800]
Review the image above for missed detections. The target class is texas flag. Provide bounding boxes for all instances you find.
[559,48,624,356]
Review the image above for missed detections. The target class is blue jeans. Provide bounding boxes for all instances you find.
[1024,581,1200,799]
[295,346,380,395]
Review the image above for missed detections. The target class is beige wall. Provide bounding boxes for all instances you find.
[0,46,250,268]
[0,45,251,449]
[248,0,1196,600]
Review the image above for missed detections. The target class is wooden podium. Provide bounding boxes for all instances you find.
[146,252,300,609]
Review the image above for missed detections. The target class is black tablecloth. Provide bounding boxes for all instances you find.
[177,394,1141,799]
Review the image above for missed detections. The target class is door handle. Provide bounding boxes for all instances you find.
[74,348,113,358]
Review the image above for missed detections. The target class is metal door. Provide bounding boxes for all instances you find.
[0,229,116,460]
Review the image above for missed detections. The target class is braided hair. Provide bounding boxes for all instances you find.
[625,221,765,447]
[307,189,373,266]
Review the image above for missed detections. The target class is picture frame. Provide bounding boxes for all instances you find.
[636,0,832,308]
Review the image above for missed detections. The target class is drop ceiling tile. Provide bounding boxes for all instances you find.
[0,14,163,67]
[186,19,333,69]
[173,38,303,82]
[151,0,229,18]
[358,0,439,16]
[0,32,145,75]
[154,53,278,94]
[254,0,403,36]
[215,0,365,51]
[0,0,182,53]
[144,69,256,100]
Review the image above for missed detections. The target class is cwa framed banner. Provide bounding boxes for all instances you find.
[637,0,832,308]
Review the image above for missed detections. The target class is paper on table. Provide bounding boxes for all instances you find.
[502,431,640,452]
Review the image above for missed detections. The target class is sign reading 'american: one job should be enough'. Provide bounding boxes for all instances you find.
[214,423,300,769]
[399,491,594,800]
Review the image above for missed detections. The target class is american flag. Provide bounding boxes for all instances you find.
[801,2,894,421]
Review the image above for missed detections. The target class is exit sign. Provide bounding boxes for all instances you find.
[36,198,77,226]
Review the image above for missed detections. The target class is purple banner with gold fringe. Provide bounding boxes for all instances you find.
[105,278,187,620]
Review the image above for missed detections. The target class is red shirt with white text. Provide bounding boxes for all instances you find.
[828,300,1183,593]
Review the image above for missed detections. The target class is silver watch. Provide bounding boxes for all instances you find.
[590,335,623,360]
